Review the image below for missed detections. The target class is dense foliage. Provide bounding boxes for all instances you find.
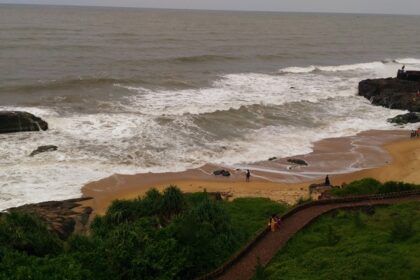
[330,178,420,197]
[0,186,287,280]
[259,202,420,280]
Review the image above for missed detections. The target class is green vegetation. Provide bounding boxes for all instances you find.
[0,186,287,280]
[260,202,420,280]
[330,178,420,197]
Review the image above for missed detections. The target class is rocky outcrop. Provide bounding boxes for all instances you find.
[6,197,93,239]
[213,169,231,177]
[358,78,420,112]
[287,158,308,166]
[30,145,58,157]
[388,112,420,125]
[0,111,48,134]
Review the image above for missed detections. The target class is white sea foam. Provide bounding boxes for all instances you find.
[394,58,420,65]
[1,58,418,210]
[279,59,420,75]
[120,73,359,116]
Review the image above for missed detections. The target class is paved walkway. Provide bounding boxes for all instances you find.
[206,193,420,280]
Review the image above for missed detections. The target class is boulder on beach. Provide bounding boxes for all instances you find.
[287,158,308,166]
[30,145,58,157]
[358,78,420,112]
[0,111,48,134]
[213,169,231,177]
[388,112,420,125]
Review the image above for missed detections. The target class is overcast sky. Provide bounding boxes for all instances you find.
[2,0,420,15]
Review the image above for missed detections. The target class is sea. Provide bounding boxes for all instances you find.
[1,4,420,210]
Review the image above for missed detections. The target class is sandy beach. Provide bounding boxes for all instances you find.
[81,130,420,215]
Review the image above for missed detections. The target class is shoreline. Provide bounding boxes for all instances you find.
[82,129,420,215]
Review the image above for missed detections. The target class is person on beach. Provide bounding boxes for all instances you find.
[325,175,330,186]
[246,169,251,182]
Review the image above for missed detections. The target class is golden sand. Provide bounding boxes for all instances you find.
[81,132,420,215]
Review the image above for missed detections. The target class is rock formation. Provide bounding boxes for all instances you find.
[287,158,308,166]
[0,111,48,134]
[30,145,58,157]
[358,78,420,112]
[388,112,420,125]
[213,169,231,177]
[5,197,93,239]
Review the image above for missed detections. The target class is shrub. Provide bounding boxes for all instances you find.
[0,212,62,257]
[379,181,418,193]
[330,178,420,197]
[160,185,186,223]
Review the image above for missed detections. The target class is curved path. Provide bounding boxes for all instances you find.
[196,191,420,280]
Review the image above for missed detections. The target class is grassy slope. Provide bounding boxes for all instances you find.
[261,202,420,280]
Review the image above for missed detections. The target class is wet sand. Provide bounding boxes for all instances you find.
[82,130,420,215]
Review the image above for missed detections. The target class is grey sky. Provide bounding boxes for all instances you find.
[2,0,420,15]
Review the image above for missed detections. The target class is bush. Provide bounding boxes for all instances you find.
[0,187,287,280]
[379,181,418,193]
[160,185,186,223]
[330,178,420,197]
[0,212,62,257]
[174,195,240,278]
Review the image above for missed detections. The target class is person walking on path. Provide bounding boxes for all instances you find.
[246,169,251,182]
[269,214,279,232]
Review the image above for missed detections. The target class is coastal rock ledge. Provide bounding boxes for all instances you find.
[358,78,420,112]
[0,111,48,134]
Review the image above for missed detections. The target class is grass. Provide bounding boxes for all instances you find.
[259,201,420,280]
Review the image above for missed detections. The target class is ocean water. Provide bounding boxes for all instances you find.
[1,4,420,209]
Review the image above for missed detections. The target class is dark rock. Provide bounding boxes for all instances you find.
[80,207,93,226]
[268,157,277,161]
[358,78,420,112]
[213,170,223,176]
[388,112,420,124]
[0,111,48,134]
[6,197,93,239]
[397,70,420,81]
[213,169,231,177]
[59,218,76,239]
[30,145,58,157]
[287,158,308,166]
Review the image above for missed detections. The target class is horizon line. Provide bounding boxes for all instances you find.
[1,2,419,16]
